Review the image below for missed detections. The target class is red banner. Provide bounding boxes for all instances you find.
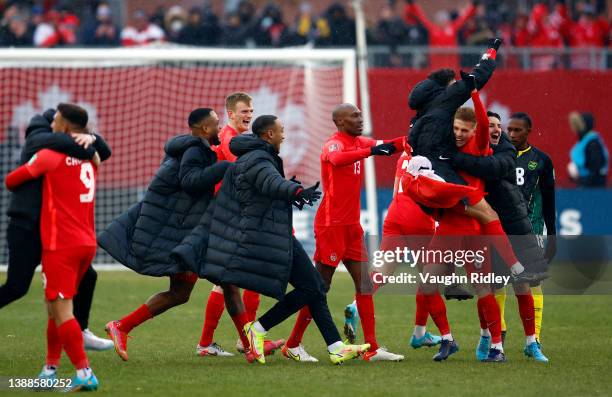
[369,70,612,187]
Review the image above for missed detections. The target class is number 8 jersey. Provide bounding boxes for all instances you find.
[24,149,97,250]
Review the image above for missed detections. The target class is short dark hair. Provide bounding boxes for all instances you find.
[510,112,532,129]
[57,103,88,129]
[188,108,213,127]
[252,115,278,137]
[428,69,456,87]
[487,111,501,121]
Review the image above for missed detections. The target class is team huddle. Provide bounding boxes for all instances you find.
[3,38,559,392]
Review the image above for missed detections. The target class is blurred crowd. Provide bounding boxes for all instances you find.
[0,0,610,68]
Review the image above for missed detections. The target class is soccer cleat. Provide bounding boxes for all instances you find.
[443,283,474,301]
[34,366,57,391]
[105,320,129,361]
[236,338,245,353]
[501,330,507,346]
[329,343,370,365]
[483,348,507,362]
[410,332,442,349]
[237,338,284,356]
[243,322,266,364]
[196,342,234,357]
[281,343,319,362]
[83,328,114,351]
[512,271,548,284]
[343,302,359,344]
[476,336,491,361]
[433,339,459,361]
[62,372,99,392]
[524,342,549,363]
[363,347,404,362]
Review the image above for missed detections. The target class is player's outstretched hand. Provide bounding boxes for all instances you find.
[371,142,397,156]
[72,133,96,149]
[460,70,476,91]
[290,175,302,185]
[488,37,502,51]
[295,181,321,206]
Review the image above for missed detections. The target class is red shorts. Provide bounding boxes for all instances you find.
[428,211,491,276]
[314,224,368,267]
[42,246,96,301]
[172,272,198,283]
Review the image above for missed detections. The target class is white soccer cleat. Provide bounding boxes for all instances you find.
[196,342,235,357]
[83,329,114,351]
[363,347,404,362]
[236,338,245,353]
[281,344,319,362]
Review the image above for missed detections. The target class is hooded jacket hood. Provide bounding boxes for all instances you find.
[229,133,275,157]
[24,114,52,138]
[409,79,444,111]
[164,134,208,157]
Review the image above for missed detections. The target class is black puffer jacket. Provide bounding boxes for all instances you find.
[172,134,301,300]
[451,133,532,234]
[98,134,229,276]
[7,113,111,229]
[408,58,496,159]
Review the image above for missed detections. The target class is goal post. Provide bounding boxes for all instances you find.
[0,47,381,268]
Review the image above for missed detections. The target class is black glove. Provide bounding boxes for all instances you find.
[42,108,56,124]
[371,142,397,156]
[487,37,502,51]
[295,181,321,205]
[290,175,305,210]
[290,175,302,185]
[460,70,476,91]
[544,236,557,264]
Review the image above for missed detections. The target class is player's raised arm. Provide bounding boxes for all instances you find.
[471,87,490,153]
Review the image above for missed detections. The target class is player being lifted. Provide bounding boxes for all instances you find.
[5,104,100,391]
[198,92,283,357]
[282,103,405,362]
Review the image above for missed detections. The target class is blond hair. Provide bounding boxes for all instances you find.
[454,107,476,125]
[225,92,252,111]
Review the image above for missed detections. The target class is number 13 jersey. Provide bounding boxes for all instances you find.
[24,149,97,250]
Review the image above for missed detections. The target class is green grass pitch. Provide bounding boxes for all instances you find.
[1,270,611,396]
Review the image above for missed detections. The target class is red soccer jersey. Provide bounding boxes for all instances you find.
[315,131,378,227]
[23,149,97,250]
[215,124,239,162]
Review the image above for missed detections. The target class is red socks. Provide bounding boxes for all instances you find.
[483,220,518,268]
[477,298,488,330]
[230,311,251,349]
[415,290,428,327]
[516,293,536,336]
[46,318,61,367]
[286,306,312,348]
[479,294,502,344]
[356,294,378,351]
[424,293,450,336]
[199,290,225,347]
[57,318,89,370]
[242,290,260,322]
[118,304,153,334]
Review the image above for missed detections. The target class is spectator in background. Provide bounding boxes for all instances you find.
[568,112,609,187]
[0,12,32,47]
[81,2,119,47]
[164,5,187,43]
[33,6,79,47]
[177,6,221,46]
[222,11,250,47]
[403,0,478,69]
[459,11,494,67]
[121,10,165,47]
[527,1,564,70]
[325,3,356,47]
[374,2,407,67]
[254,3,290,47]
[293,2,330,46]
[569,5,607,69]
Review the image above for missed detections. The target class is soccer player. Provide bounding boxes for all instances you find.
[198,92,282,357]
[505,112,556,347]
[0,108,113,351]
[5,103,100,391]
[282,103,405,362]
[450,111,549,362]
[101,108,231,361]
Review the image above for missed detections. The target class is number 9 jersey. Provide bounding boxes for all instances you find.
[24,149,97,250]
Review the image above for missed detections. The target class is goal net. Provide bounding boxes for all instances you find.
[0,47,357,267]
